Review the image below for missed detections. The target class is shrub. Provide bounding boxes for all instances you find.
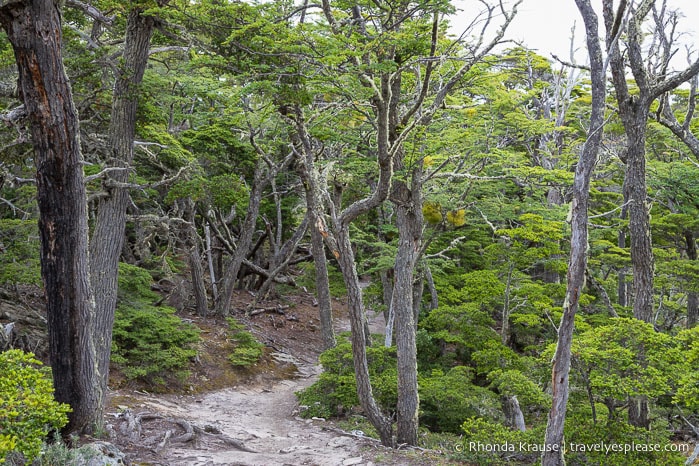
[457,417,546,465]
[420,367,502,433]
[226,318,264,367]
[296,337,397,419]
[0,349,70,463]
[111,263,200,387]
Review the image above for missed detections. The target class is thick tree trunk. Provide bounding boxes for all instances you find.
[391,177,422,445]
[625,115,654,324]
[0,0,102,435]
[89,7,155,403]
[542,1,605,463]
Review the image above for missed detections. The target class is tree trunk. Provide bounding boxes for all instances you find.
[184,201,208,317]
[216,161,265,316]
[335,226,393,446]
[205,222,218,302]
[390,161,423,446]
[685,231,698,328]
[625,114,654,324]
[291,104,336,349]
[423,262,438,311]
[310,219,336,349]
[0,0,102,435]
[503,395,526,432]
[89,7,155,402]
[542,0,605,463]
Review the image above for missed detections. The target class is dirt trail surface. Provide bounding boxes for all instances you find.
[114,354,375,466]
[105,291,431,465]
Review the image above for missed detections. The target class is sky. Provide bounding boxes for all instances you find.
[450,0,699,68]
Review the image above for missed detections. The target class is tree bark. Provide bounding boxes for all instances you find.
[290,106,336,348]
[542,0,606,463]
[89,6,155,404]
[183,201,208,316]
[0,0,102,435]
[390,170,423,446]
[602,0,699,428]
[215,161,265,316]
[335,226,393,446]
[685,230,698,328]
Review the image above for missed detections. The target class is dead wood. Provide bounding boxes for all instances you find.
[250,304,290,316]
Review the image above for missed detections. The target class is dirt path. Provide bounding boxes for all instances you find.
[124,352,378,466]
[106,302,428,465]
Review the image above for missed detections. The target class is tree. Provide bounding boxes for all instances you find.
[542,1,607,462]
[89,1,158,411]
[603,0,699,428]
[0,0,102,435]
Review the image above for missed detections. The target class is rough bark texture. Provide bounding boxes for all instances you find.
[542,0,605,463]
[503,395,526,432]
[0,0,102,434]
[603,0,699,428]
[89,7,155,401]
[390,170,422,446]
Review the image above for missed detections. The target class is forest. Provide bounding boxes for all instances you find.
[0,0,698,464]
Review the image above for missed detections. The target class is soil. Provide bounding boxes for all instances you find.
[102,290,448,466]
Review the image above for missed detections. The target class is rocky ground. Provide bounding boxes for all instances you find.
[98,290,451,466]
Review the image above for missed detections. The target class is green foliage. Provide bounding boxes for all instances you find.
[111,263,200,387]
[226,318,264,367]
[296,337,397,419]
[458,417,547,465]
[0,219,41,286]
[0,350,70,463]
[421,303,499,364]
[673,326,699,409]
[564,412,686,466]
[572,318,682,403]
[419,367,501,433]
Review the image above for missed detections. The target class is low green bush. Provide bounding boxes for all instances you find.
[111,263,200,387]
[296,337,397,419]
[419,367,502,433]
[0,349,70,463]
[227,318,264,367]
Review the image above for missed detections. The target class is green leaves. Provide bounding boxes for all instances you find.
[572,318,682,401]
[0,350,70,463]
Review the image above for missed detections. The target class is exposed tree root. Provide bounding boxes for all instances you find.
[117,409,257,454]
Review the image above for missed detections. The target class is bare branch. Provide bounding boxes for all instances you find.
[65,0,115,26]
[84,166,130,183]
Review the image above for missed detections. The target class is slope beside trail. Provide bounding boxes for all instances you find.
[106,291,435,466]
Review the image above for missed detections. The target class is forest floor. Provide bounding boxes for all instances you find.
[102,289,456,466]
